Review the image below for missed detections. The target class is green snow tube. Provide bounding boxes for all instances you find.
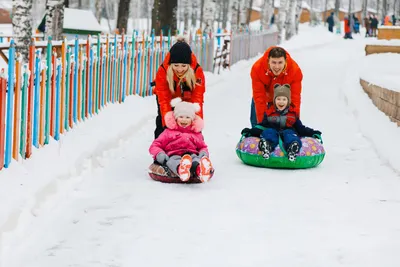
[236,135,325,169]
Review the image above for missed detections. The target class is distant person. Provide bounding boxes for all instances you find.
[326,12,335,32]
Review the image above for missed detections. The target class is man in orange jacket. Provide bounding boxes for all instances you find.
[250,46,303,127]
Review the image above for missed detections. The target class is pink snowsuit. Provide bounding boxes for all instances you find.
[149,125,209,159]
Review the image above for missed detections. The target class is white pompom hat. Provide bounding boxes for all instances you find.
[171,97,200,120]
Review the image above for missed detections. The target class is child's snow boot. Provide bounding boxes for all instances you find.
[258,138,273,159]
[287,141,300,162]
[178,154,192,182]
[198,156,213,182]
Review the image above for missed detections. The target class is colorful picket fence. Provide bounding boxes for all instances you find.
[0,29,278,171]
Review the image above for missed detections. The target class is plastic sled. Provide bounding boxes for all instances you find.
[236,135,325,169]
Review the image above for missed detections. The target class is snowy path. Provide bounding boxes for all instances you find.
[4,34,400,267]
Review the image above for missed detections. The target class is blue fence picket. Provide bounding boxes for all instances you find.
[55,62,61,141]
[4,41,16,168]
[33,50,41,148]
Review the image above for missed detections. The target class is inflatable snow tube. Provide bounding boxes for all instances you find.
[148,163,214,183]
[236,136,325,169]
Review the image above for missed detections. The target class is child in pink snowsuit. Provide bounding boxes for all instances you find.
[149,97,214,182]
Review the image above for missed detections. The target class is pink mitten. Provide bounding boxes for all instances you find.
[191,115,204,132]
[164,111,177,129]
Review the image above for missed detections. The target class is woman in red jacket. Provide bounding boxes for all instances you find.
[153,36,206,138]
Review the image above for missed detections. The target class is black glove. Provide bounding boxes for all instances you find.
[241,128,252,137]
[312,130,322,136]
[241,127,263,137]
[312,130,322,141]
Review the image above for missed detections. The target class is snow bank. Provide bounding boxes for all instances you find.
[342,51,400,173]
[0,95,156,247]
[366,39,400,46]
[359,53,400,93]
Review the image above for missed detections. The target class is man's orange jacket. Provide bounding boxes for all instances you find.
[250,46,303,124]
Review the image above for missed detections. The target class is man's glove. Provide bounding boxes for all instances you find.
[312,130,322,141]
[241,127,263,137]
[156,152,169,165]
[312,130,322,136]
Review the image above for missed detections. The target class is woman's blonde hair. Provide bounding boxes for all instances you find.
[166,65,198,93]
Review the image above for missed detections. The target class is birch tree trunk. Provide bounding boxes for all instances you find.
[240,0,248,25]
[45,0,56,39]
[377,0,382,19]
[222,0,229,29]
[191,0,198,29]
[246,0,254,25]
[44,0,65,41]
[276,0,288,43]
[104,0,113,33]
[200,0,205,29]
[203,0,216,33]
[12,0,33,62]
[382,0,387,17]
[285,0,296,40]
[334,0,340,17]
[295,0,302,34]
[261,0,273,30]
[324,0,329,24]
[182,0,190,32]
[231,0,240,30]
[54,2,65,40]
[95,0,102,22]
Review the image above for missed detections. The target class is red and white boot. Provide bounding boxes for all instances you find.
[198,156,213,182]
[178,154,192,182]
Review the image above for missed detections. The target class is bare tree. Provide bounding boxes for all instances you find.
[104,0,113,33]
[334,0,340,17]
[324,0,329,24]
[203,0,216,33]
[377,0,381,19]
[246,0,254,24]
[95,0,102,22]
[12,0,33,62]
[222,0,229,28]
[200,0,205,29]
[191,0,198,29]
[231,0,240,30]
[382,0,387,16]
[276,0,288,43]
[152,0,178,35]
[45,0,65,40]
[181,0,191,32]
[116,0,131,33]
[240,0,248,25]
[295,0,302,34]
[285,0,296,40]
[261,0,273,30]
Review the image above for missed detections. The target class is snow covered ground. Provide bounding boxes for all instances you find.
[359,53,400,92]
[1,26,400,267]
